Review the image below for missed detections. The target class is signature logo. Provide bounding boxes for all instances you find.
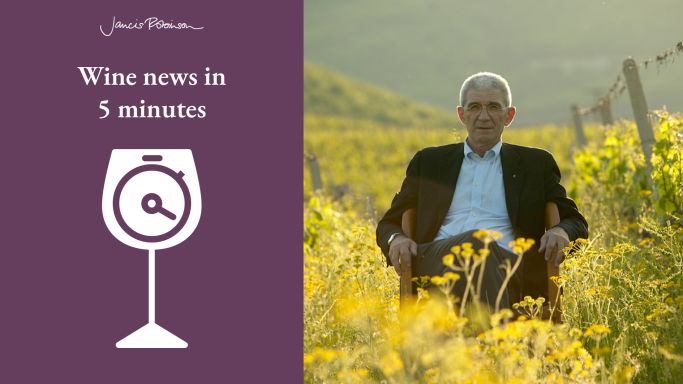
[100,17,204,37]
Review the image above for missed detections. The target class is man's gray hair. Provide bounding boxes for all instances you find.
[459,72,512,107]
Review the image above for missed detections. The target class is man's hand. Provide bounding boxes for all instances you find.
[539,226,570,267]
[388,235,417,276]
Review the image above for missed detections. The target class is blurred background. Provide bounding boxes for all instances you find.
[304,4,683,382]
[305,0,683,126]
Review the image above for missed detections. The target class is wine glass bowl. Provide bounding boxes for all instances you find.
[103,150,201,250]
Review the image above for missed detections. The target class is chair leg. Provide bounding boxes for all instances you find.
[399,264,413,309]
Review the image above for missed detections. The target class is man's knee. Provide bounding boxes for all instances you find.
[445,229,486,249]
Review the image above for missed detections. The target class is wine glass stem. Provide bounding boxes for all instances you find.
[149,249,156,324]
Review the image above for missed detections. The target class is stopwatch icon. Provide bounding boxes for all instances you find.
[113,163,191,243]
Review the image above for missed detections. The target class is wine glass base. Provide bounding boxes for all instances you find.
[116,322,188,349]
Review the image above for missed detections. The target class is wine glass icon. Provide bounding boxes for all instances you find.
[102,149,201,348]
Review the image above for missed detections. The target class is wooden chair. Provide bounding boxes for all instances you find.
[399,202,562,322]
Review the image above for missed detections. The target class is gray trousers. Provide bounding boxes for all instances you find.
[414,230,522,310]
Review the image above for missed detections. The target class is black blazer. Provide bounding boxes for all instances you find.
[376,142,588,299]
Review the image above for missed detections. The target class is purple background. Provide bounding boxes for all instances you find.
[1,1,302,382]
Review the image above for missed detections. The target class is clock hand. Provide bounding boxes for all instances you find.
[155,206,177,221]
[141,193,177,221]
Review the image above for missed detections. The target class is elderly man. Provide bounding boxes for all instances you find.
[376,72,587,309]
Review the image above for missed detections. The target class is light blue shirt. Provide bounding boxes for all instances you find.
[434,139,515,252]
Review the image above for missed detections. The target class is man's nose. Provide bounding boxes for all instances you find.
[477,106,492,120]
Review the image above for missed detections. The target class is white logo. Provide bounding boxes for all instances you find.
[103,149,202,348]
[100,16,205,37]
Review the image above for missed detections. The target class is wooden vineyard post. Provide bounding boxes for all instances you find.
[622,57,655,167]
[571,104,587,147]
[306,153,323,191]
[599,98,614,125]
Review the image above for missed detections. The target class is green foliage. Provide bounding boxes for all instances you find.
[571,113,683,242]
[651,112,683,216]
[571,122,649,239]
[561,223,683,383]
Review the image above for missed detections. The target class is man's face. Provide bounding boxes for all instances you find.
[457,88,516,151]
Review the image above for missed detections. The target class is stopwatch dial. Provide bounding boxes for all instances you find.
[118,170,186,237]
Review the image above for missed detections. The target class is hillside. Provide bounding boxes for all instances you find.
[304,61,458,128]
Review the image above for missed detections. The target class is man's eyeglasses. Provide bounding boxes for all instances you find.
[464,103,507,114]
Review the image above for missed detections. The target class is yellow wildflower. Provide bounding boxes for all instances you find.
[303,353,314,365]
[639,237,654,247]
[478,248,490,258]
[336,368,369,382]
[592,346,611,355]
[550,275,567,286]
[380,350,404,376]
[423,367,440,384]
[614,365,635,383]
[417,287,430,300]
[585,324,611,337]
[473,229,502,243]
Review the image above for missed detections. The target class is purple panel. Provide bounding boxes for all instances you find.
[1,1,302,382]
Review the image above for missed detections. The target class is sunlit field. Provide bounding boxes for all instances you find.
[304,114,580,216]
[304,113,683,383]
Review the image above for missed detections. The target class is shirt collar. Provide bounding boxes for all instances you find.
[464,139,502,159]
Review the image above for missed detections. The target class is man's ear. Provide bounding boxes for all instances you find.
[456,106,465,122]
[505,106,517,126]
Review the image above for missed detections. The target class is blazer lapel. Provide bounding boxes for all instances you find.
[432,143,464,230]
[501,143,523,226]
